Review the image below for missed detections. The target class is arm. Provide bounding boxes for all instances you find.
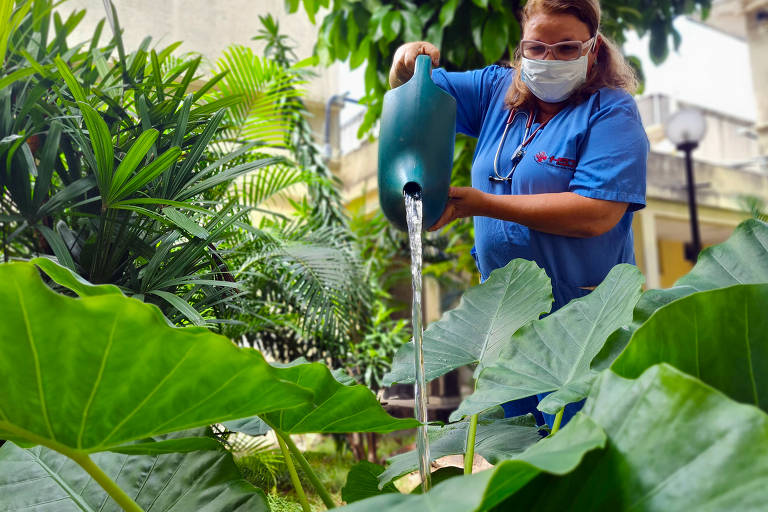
[427,187,628,238]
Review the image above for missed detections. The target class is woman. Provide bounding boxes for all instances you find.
[389,0,648,425]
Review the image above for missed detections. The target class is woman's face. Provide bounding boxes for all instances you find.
[523,13,600,71]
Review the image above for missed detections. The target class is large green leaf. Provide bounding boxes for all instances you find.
[493,364,768,510]
[31,256,123,297]
[338,413,606,512]
[612,284,768,411]
[344,364,768,511]
[0,260,312,453]
[594,218,768,370]
[382,259,553,386]
[258,362,420,434]
[224,358,365,436]
[342,461,399,504]
[453,264,643,419]
[0,429,269,511]
[378,410,542,487]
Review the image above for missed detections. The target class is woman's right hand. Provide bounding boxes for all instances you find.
[389,42,440,88]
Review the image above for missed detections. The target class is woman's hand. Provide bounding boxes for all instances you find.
[389,42,440,88]
[427,187,487,231]
[427,189,629,237]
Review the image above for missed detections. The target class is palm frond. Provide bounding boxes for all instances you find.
[228,162,319,209]
[206,45,304,148]
[240,231,369,341]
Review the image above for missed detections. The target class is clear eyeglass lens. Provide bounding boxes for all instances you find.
[521,40,585,61]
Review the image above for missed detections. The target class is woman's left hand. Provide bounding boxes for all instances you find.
[427,187,487,231]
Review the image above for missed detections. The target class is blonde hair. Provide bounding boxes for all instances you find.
[506,0,638,110]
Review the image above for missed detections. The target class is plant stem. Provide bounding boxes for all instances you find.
[70,453,144,512]
[551,409,564,435]
[464,413,478,475]
[277,434,311,512]
[281,431,336,509]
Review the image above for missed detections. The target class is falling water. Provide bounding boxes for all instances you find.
[404,187,431,492]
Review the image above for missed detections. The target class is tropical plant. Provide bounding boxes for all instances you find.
[0,428,274,512]
[1,0,381,356]
[0,0,293,325]
[198,16,383,364]
[0,258,418,511]
[338,219,768,509]
[741,194,768,222]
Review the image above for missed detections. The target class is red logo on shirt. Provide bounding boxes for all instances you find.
[535,152,577,169]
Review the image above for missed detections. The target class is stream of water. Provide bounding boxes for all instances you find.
[404,189,431,492]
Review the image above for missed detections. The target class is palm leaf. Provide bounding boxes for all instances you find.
[228,162,318,208]
[206,45,304,148]
[240,228,368,339]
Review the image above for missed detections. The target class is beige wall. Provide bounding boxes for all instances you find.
[58,0,340,105]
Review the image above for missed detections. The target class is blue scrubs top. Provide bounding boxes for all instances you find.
[432,66,649,310]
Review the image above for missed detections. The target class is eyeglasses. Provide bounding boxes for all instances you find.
[520,36,597,61]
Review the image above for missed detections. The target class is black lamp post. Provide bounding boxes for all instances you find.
[664,108,707,263]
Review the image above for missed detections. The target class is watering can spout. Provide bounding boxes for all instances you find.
[378,55,457,231]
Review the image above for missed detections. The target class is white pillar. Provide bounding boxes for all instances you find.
[744,0,768,155]
[639,210,661,289]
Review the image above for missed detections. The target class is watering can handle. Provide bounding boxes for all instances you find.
[413,54,433,84]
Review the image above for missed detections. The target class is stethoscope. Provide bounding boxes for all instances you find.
[490,109,549,182]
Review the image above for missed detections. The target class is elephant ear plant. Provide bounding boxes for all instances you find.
[342,219,768,510]
[0,258,417,511]
[383,260,644,473]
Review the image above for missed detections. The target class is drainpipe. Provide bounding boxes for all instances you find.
[323,92,361,162]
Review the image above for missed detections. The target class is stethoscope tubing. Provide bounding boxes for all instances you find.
[491,108,548,183]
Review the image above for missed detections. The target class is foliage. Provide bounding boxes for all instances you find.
[345,201,412,389]
[1,0,383,373]
[340,414,607,511]
[593,218,768,369]
[208,16,380,365]
[611,283,768,411]
[233,437,286,491]
[267,493,306,512]
[378,410,541,487]
[342,364,768,511]
[342,461,399,503]
[0,0,297,326]
[452,264,643,419]
[383,259,553,386]
[0,258,416,509]
[0,428,271,511]
[0,259,308,450]
[338,219,768,509]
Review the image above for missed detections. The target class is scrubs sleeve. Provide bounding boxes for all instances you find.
[569,96,649,211]
[431,66,507,138]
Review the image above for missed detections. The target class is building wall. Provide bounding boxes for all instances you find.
[637,94,760,168]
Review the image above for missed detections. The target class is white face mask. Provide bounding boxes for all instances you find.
[521,55,588,103]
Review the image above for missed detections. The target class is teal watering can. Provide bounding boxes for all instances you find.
[378,55,457,231]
